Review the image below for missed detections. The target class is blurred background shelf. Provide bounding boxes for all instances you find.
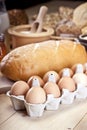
[24,0,85,18]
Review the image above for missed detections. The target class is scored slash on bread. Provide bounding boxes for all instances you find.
[0,40,87,81]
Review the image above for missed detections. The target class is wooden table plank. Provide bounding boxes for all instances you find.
[74,113,87,130]
[0,94,87,130]
[0,94,16,125]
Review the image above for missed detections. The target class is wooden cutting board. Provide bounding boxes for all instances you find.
[0,72,14,94]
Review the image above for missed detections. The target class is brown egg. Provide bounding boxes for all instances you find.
[58,77,76,92]
[59,68,73,78]
[25,86,46,104]
[43,82,61,98]
[27,75,44,87]
[43,71,60,83]
[71,63,85,74]
[10,80,29,96]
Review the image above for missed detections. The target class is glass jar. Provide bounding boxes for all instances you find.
[0,0,10,33]
[0,33,7,61]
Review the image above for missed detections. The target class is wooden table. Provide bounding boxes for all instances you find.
[0,93,87,130]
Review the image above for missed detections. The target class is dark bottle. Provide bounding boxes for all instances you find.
[0,33,7,61]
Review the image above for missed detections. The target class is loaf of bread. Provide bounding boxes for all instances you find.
[73,2,87,28]
[0,40,87,81]
[55,19,81,37]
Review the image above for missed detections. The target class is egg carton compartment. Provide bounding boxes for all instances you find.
[60,84,87,105]
[24,99,46,117]
[45,94,61,110]
[75,83,87,99]
[45,89,76,110]
[6,91,25,111]
[60,89,76,105]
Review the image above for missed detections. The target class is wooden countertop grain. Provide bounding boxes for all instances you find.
[0,94,87,130]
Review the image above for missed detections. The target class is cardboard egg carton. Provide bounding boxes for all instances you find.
[6,62,87,117]
[6,84,87,117]
[7,91,25,111]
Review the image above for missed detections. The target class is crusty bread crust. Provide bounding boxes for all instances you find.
[73,2,87,28]
[0,40,87,81]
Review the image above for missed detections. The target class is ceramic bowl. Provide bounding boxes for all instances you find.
[79,34,87,51]
[79,34,87,42]
[8,24,54,49]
